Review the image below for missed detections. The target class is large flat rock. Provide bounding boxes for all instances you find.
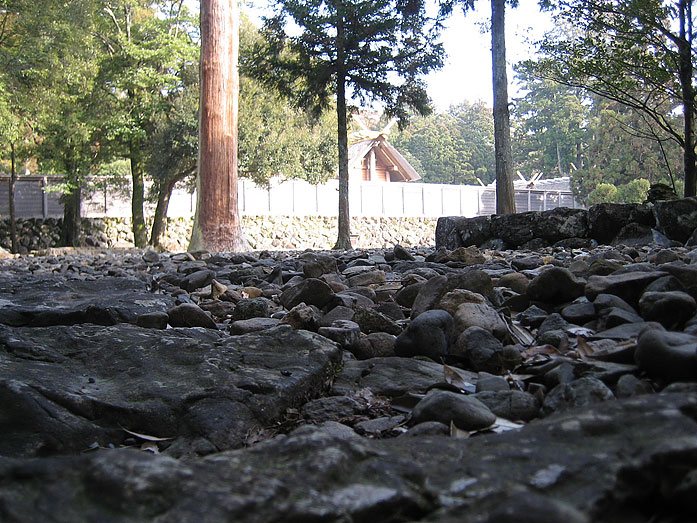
[1,392,696,522]
[0,274,174,326]
[0,324,342,457]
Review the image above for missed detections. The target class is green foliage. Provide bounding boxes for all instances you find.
[512,67,588,177]
[392,101,495,184]
[616,178,651,204]
[571,97,682,201]
[254,0,445,122]
[525,0,697,195]
[587,178,651,205]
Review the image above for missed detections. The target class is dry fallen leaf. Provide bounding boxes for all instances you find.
[576,336,594,359]
[521,344,560,359]
[120,426,174,442]
[443,364,476,393]
[450,421,471,439]
[140,441,160,454]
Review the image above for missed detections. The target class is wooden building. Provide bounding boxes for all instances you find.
[348,135,421,182]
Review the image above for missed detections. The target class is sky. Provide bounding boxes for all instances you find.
[189,0,553,113]
[427,0,553,111]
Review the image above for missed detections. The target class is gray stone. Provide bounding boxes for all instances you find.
[167,303,218,329]
[653,196,697,242]
[230,297,271,321]
[411,390,496,430]
[527,267,586,304]
[135,311,169,329]
[638,290,697,329]
[331,357,468,398]
[279,278,335,309]
[280,303,322,330]
[229,317,281,334]
[454,326,506,373]
[474,390,540,422]
[0,324,342,457]
[588,202,655,244]
[395,309,453,360]
[541,377,615,416]
[352,307,402,335]
[347,270,386,288]
[615,374,654,398]
[635,329,697,382]
[475,372,510,392]
[585,271,668,307]
[318,320,361,350]
[560,301,596,325]
[0,274,174,327]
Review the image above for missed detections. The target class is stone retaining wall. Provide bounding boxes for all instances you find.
[0,216,437,252]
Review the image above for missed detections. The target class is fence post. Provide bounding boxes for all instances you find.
[527,190,531,212]
[543,191,547,211]
[41,177,48,219]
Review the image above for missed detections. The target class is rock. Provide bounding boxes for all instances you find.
[394,309,453,360]
[611,223,655,247]
[135,311,169,329]
[318,320,361,350]
[347,270,386,288]
[635,329,697,381]
[435,215,493,249]
[410,275,449,318]
[585,271,668,307]
[497,272,530,294]
[443,246,486,265]
[280,303,321,330]
[475,372,510,392]
[230,297,271,321]
[490,208,589,247]
[454,327,506,373]
[229,317,281,334]
[517,305,549,328]
[319,305,356,327]
[646,182,678,202]
[352,307,402,335]
[527,267,586,304]
[653,196,697,242]
[182,269,215,292]
[300,253,338,278]
[451,298,508,340]
[395,281,425,308]
[541,377,615,416]
[510,256,543,271]
[0,324,342,457]
[474,390,540,422]
[638,290,697,329]
[561,301,596,325]
[0,275,174,327]
[280,278,335,309]
[393,244,416,261]
[400,421,450,437]
[331,357,468,398]
[410,390,496,430]
[615,374,654,398]
[167,303,218,329]
[588,203,655,244]
[301,395,364,423]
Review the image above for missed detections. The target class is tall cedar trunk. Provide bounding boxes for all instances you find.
[491,0,516,214]
[189,0,245,252]
[130,140,148,248]
[679,0,696,196]
[333,8,352,250]
[9,144,17,253]
[61,182,81,247]
[150,176,179,248]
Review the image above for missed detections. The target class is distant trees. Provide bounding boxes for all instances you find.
[393,101,495,185]
[528,0,697,196]
[253,0,444,249]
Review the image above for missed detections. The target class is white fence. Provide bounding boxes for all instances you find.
[0,176,582,219]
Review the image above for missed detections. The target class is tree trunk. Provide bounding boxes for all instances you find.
[150,176,178,248]
[678,0,696,197]
[9,143,18,254]
[61,182,82,247]
[189,0,245,252]
[130,140,148,248]
[333,9,352,250]
[491,0,516,214]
